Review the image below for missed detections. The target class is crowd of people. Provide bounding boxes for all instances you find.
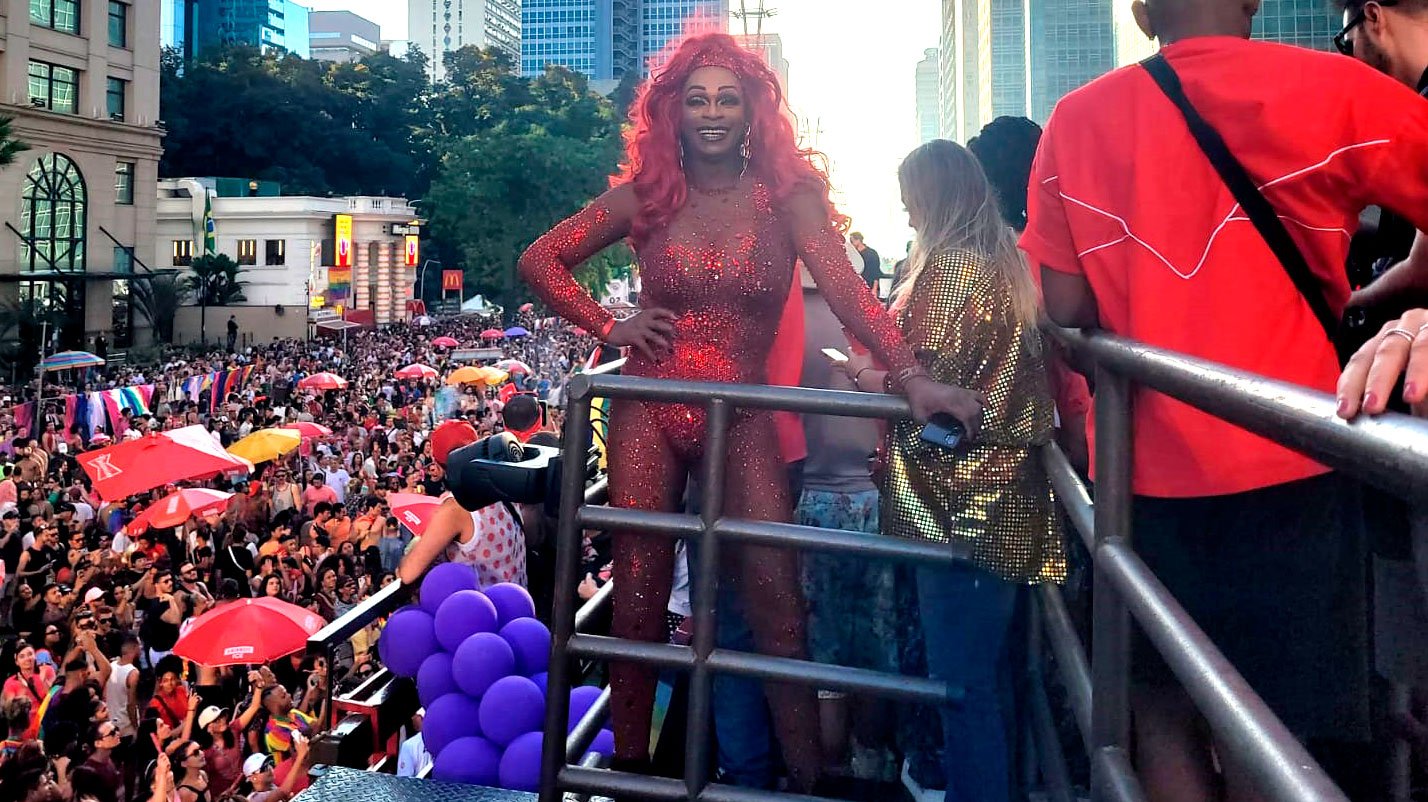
[0,310,599,802]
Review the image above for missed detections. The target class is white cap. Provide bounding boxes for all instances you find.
[84,588,105,605]
[197,706,227,729]
[242,753,273,776]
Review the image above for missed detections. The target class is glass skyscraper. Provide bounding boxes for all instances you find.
[1252,0,1340,50]
[410,0,522,82]
[521,0,727,81]
[184,0,310,57]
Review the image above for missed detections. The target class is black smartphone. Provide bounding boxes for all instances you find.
[919,414,966,450]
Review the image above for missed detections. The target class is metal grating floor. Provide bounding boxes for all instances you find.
[294,767,538,802]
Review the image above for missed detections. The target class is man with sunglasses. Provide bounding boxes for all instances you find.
[1336,0,1428,321]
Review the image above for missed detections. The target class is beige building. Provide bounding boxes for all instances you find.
[157,179,422,343]
[0,0,164,351]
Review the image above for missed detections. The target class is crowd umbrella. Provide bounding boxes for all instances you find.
[396,364,439,381]
[128,488,234,533]
[280,422,333,439]
[297,372,347,391]
[173,597,327,667]
[227,428,302,465]
[504,327,530,338]
[78,425,254,503]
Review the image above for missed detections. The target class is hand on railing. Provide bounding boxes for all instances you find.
[1338,309,1428,418]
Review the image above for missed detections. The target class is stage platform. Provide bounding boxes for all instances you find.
[295,766,539,802]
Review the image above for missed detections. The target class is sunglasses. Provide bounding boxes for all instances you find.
[1335,0,1398,55]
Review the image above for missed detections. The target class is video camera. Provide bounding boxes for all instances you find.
[443,432,592,516]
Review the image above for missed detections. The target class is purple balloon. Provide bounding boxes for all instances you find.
[529,672,548,696]
[379,605,438,678]
[484,582,536,626]
[498,731,546,792]
[432,736,501,785]
[478,675,545,747]
[420,562,480,616]
[435,590,500,652]
[452,632,515,698]
[417,652,459,708]
[568,685,604,733]
[422,693,484,757]
[583,729,615,761]
[500,618,551,675]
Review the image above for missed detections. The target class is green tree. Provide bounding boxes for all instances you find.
[0,298,66,382]
[576,243,634,299]
[186,254,247,344]
[132,274,184,344]
[0,116,30,168]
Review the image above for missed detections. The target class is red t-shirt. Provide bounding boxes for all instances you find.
[1021,36,1428,497]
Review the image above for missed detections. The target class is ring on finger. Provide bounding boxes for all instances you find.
[1418,322,1428,334]
[1387,327,1417,345]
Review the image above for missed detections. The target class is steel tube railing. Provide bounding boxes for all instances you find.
[1100,539,1347,801]
[686,398,730,797]
[1051,328,1428,499]
[1037,583,1092,749]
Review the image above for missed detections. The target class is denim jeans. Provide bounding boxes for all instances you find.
[379,536,406,573]
[916,562,1018,802]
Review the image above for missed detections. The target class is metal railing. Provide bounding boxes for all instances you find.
[540,326,1428,802]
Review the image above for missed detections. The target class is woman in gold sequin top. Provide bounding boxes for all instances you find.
[843,139,1065,802]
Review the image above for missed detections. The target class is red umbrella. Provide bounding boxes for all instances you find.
[389,492,444,536]
[129,488,234,533]
[173,597,327,667]
[395,364,438,380]
[519,303,535,313]
[496,359,532,375]
[78,426,254,503]
[431,336,460,348]
[298,372,347,391]
[281,422,333,439]
[479,329,505,340]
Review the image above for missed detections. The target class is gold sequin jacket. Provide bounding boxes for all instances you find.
[882,248,1067,585]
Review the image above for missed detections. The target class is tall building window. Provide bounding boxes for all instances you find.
[30,0,79,34]
[108,1,128,48]
[28,61,79,114]
[237,239,258,265]
[114,161,135,205]
[173,240,194,266]
[106,77,127,121]
[265,239,286,266]
[20,153,87,273]
[113,245,133,273]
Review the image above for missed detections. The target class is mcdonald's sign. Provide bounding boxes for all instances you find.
[334,214,353,268]
[442,270,463,292]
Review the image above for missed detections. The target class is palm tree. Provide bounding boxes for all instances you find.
[185,254,248,343]
[0,298,66,384]
[132,274,184,344]
[0,116,30,168]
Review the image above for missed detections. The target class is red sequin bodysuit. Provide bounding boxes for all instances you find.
[520,177,918,783]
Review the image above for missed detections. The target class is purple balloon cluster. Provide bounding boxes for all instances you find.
[377,563,613,790]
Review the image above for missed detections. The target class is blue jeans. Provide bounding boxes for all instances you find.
[379,536,405,573]
[916,562,1018,802]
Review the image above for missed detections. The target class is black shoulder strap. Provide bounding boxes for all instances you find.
[1140,52,1339,342]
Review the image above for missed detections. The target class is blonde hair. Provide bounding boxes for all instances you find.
[894,139,1041,349]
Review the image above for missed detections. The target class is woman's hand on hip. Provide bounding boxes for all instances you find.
[607,309,677,361]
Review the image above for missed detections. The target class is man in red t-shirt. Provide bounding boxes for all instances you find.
[1021,0,1428,795]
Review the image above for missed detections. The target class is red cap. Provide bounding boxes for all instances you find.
[430,420,479,464]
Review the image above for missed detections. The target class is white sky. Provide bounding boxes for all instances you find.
[305,0,940,257]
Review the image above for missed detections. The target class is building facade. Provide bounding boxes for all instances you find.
[915,47,939,144]
[939,0,1036,142]
[160,0,200,60]
[1251,0,1340,50]
[309,10,380,62]
[410,0,521,82]
[184,0,311,58]
[521,0,725,81]
[0,0,164,352]
[157,179,423,339]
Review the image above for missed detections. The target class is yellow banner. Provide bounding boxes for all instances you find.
[404,235,420,267]
[335,214,353,268]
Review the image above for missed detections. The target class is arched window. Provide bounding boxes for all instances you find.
[20,153,86,273]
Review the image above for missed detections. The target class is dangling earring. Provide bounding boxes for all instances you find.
[739,128,752,178]
[679,140,687,171]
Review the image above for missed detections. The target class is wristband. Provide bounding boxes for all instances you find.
[852,366,875,391]
[597,318,616,340]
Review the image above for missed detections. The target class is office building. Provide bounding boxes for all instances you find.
[185,0,311,58]
[521,0,726,81]
[310,10,381,62]
[1027,0,1115,122]
[410,0,521,82]
[1252,0,1340,50]
[0,0,164,351]
[939,0,1030,141]
[158,179,423,337]
[915,47,939,143]
[735,32,787,97]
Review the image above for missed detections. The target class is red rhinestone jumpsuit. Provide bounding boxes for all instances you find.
[519,177,917,783]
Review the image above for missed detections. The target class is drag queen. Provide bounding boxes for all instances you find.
[518,32,982,788]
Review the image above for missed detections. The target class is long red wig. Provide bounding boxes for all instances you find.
[613,32,849,248]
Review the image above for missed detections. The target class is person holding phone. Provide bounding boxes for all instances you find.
[838,140,1064,802]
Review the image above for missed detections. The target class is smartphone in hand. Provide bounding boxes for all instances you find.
[919,414,967,451]
[820,348,849,364]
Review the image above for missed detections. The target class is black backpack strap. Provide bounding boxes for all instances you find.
[1140,52,1340,342]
